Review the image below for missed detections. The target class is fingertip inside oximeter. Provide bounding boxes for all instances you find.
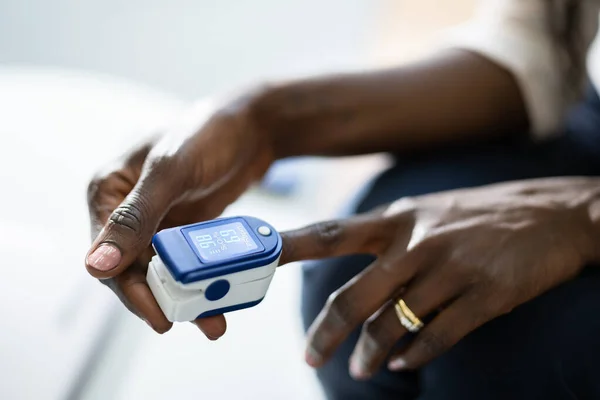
[147,216,282,322]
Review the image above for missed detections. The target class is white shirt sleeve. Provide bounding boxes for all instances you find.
[446,0,599,138]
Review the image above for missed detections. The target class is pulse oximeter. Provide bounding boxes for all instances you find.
[147,216,282,322]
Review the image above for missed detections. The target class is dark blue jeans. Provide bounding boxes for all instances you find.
[301,88,600,400]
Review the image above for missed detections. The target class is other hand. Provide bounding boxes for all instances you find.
[280,178,600,379]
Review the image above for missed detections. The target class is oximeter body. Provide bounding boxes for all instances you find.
[147,216,282,322]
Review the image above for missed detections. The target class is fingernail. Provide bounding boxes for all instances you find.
[349,358,369,380]
[305,347,322,367]
[388,357,407,371]
[87,244,121,271]
[206,334,219,341]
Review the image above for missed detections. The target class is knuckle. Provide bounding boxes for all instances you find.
[466,290,511,322]
[326,290,355,328]
[363,318,395,346]
[145,151,190,189]
[145,153,172,173]
[383,196,417,219]
[312,220,344,250]
[109,199,148,234]
[362,318,381,340]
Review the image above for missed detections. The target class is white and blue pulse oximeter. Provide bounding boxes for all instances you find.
[147,216,282,322]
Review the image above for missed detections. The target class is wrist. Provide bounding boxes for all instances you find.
[209,85,280,167]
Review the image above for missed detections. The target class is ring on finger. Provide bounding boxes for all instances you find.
[394,299,424,333]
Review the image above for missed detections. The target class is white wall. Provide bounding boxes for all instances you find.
[0,0,377,99]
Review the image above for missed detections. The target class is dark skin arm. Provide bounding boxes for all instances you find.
[85,49,530,336]
[256,49,529,158]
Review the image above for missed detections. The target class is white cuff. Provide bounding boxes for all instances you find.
[442,19,566,139]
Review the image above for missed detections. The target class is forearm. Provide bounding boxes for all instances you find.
[253,49,529,158]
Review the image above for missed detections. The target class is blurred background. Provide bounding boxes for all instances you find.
[0,1,474,399]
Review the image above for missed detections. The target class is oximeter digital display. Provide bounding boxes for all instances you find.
[147,216,282,322]
[186,221,261,262]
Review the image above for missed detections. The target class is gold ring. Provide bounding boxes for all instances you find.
[394,299,424,333]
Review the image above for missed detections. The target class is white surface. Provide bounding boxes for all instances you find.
[0,0,377,99]
[148,253,279,322]
[0,221,115,400]
[0,67,185,399]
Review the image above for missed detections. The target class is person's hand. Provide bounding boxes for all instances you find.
[85,98,275,337]
[280,178,600,379]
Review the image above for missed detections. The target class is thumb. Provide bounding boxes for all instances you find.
[85,170,181,279]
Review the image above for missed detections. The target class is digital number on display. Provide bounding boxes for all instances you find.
[188,222,259,262]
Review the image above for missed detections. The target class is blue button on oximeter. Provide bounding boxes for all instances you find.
[146,216,282,322]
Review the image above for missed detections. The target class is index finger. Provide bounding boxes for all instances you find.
[279,213,395,265]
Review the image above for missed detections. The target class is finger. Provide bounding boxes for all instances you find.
[387,293,491,371]
[348,266,461,379]
[280,212,403,265]
[193,315,228,340]
[304,246,421,368]
[111,268,173,334]
[87,139,158,236]
[348,301,404,380]
[86,160,185,279]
